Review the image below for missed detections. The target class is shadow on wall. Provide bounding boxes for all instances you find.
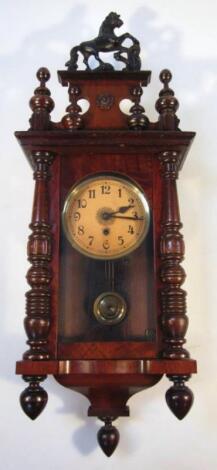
[2,3,217,456]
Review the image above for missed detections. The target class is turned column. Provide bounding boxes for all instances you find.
[20,150,55,420]
[159,150,194,419]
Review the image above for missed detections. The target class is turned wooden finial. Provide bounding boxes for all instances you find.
[97,417,120,457]
[155,69,179,130]
[29,67,54,130]
[20,375,48,420]
[159,69,173,95]
[166,375,194,420]
[128,84,149,130]
[36,67,51,87]
[61,85,84,129]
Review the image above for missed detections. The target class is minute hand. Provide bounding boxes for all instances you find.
[109,215,144,221]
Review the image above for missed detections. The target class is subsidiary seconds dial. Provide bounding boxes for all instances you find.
[62,174,150,259]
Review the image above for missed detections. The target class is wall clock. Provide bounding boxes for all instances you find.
[15,12,197,457]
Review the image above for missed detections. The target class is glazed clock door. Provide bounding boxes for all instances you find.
[58,168,157,353]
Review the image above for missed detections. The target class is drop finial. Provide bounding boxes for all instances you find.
[97,417,120,457]
[20,375,48,420]
[166,375,194,420]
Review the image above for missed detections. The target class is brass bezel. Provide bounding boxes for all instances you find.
[93,291,127,325]
[62,173,150,260]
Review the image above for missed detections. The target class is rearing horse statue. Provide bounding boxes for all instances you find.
[65,12,141,72]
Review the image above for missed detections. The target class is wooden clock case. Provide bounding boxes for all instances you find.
[15,16,197,456]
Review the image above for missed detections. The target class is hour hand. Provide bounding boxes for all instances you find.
[105,205,134,217]
[116,204,134,214]
[102,205,134,220]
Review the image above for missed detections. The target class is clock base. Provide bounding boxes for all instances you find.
[16,358,196,455]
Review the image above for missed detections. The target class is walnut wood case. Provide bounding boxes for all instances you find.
[15,64,197,456]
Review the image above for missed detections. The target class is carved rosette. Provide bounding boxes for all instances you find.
[96,93,115,110]
[24,151,54,361]
[159,151,189,360]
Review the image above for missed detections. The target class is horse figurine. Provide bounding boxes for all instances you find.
[65,12,141,72]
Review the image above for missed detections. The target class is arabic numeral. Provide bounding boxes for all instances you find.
[78,225,84,235]
[78,199,87,208]
[88,236,94,246]
[73,211,80,221]
[103,240,110,250]
[88,189,96,199]
[118,236,124,245]
[128,197,134,204]
[101,185,111,195]
[132,211,138,219]
[128,225,134,234]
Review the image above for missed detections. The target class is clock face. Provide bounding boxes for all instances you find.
[62,174,150,260]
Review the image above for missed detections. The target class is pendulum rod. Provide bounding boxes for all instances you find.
[105,260,115,291]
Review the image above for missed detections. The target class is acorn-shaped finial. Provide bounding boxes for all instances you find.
[20,376,48,420]
[97,417,120,457]
[166,375,194,420]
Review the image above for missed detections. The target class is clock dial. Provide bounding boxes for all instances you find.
[62,174,150,259]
